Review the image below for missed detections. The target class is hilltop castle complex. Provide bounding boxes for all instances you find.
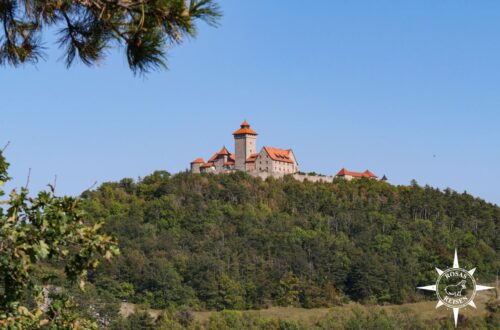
[191,121,298,175]
[190,121,384,182]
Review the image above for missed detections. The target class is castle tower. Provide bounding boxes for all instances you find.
[233,121,258,171]
[190,158,204,173]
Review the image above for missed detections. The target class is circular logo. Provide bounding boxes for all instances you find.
[436,268,476,308]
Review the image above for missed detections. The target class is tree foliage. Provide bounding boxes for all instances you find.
[0,152,119,329]
[83,171,499,311]
[0,0,221,74]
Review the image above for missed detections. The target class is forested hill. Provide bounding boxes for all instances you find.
[82,172,499,310]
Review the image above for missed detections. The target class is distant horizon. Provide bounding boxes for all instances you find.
[2,0,499,206]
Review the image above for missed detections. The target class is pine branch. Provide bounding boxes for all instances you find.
[0,0,222,73]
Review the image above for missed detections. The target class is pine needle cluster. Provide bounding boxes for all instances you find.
[0,0,221,74]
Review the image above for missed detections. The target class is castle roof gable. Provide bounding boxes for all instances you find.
[207,146,233,162]
[262,146,295,164]
[363,170,377,178]
[336,168,377,178]
[217,146,230,155]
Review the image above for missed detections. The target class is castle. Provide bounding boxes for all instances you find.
[191,121,299,175]
[190,121,384,182]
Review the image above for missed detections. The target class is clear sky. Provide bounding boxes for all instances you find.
[1,0,499,205]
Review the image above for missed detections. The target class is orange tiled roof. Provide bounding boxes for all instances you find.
[336,168,348,176]
[363,170,377,178]
[336,168,377,178]
[217,146,230,155]
[191,158,205,164]
[208,153,218,162]
[229,154,235,161]
[336,168,362,177]
[233,121,257,136]
[263,146,295,164]
[200,162,214,169]
[207,146,233,162]
[246,153,259,163]
[224,161,235,166]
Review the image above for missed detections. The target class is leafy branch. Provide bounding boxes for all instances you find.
[0,151,120,328]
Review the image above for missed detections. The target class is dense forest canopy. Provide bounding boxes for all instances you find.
[82,171,499,311]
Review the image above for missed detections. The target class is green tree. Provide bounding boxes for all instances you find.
[0,151,119,328]
[217,273,245,310]
[277,272,301,307]
[0,0,221,74]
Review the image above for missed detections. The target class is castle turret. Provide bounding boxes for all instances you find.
[233,121,257,171]
[190,158,204,173]
[213,146,230,171]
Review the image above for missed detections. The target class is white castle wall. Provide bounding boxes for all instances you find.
[247,172,335,183]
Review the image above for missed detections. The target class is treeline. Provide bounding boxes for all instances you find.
[81,171,499,310]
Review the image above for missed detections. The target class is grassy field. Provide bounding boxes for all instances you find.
[120,285,498,326]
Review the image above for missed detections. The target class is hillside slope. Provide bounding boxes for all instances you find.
[82,171,499,310]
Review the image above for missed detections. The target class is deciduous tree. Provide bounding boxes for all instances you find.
[0,152,119,328]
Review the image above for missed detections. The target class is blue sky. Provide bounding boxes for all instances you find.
[1,0,499,205]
